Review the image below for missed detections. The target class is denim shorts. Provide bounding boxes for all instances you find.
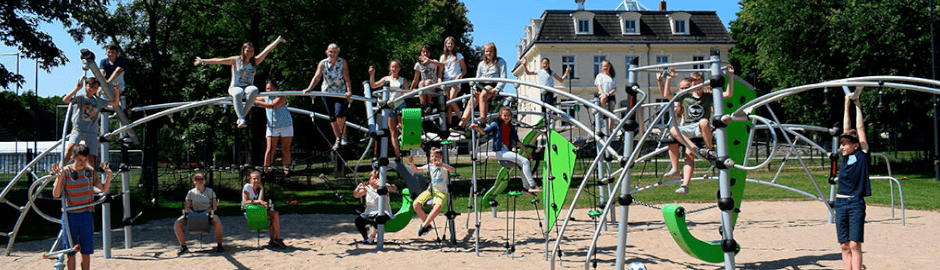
[835,196,866,243]
[62,211,95,255]
[321,96,347,121]
[388,103,406,117]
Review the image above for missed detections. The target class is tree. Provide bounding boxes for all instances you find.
[730,0,938,154]
[0,1,93,89]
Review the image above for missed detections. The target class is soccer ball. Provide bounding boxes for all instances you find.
[628,262,647,270]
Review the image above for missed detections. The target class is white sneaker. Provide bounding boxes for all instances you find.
[332,140,340,151]
[341,137,349,146]
[663,168,681,179]
[675,185,689,195]
[236,119,247,129]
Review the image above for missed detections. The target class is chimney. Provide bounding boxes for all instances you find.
[660,0,667,11]
[575,0,586,10]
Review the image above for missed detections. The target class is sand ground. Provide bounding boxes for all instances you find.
[2,201,936,269]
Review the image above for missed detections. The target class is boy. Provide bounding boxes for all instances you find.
[408,148,455,237]
[243,171,285,247]
[836,91,871,270]
[658,66,734,195]
[62,77,121,169]
[51,144,113,270]
[99,43,127,99]
[173,173,225,255]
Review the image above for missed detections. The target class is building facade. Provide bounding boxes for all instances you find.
[512,1,734,131]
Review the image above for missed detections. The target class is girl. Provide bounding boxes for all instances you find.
[522,57,571,112]
[439,37,466,126]
[353,170,398,244]
[243,171,285,248]
[254,80,293,175]
[369,60,409,161]
[303,43,353,150]
[468,106,541,193]
[460,42,506,129]
[595,59,617,134]
[412,44,443,114]
[195,36,285,129]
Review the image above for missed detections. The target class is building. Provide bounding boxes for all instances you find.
[512,0,734,132]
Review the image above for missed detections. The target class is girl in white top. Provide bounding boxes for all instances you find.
[352,170,398,243]
[412,44,443,113]
[242,171,285,247]
[437,37,466,126]
[194,36,285,129]
[369,60,409,161]
[522,57,571,111]
[595,59,617,134]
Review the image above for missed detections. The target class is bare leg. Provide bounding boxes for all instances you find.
[460,92,478,127]
[64,143,75,165]
[87,155,97,171]
[212,220,224,246]
[477,92,490,123]
[269,210,281,240]
[668,128,682,174]
[389,116,402,159]
[699,119,713,149]
[280,137,292,168]
[66,255,75,270]
[423,203,443,228]
[338,117,347,140]
[841,242,852,270]
[413,201,427,223]
[173,220,187,246]
[682,149,695,187]
[80,254,90,270]
[264,136,276,173]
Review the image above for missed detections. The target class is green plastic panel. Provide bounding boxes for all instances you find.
[662,76,756,262]
[246,204,269,231]
[384,188,415,232]
[401,108,422,151]
[544,130,576,230]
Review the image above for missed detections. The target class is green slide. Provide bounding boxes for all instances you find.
[662,76,756,262]
[480,118,544,207]
[384,188,415,232]
[543,130,576,230]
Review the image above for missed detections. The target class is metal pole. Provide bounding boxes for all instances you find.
[120,96,132,248]
[614,62,638,270]
[708,50,736,270]
[930,0,939,182]
[470,85,480,256]
[593,97,607,232]
[100,112,111,259]
[376,85,390,249]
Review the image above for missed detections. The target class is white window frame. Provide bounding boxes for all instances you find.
[667,12,691,35]
[572,11,595,35]
[656,55,669,64]
[562,56,577,79]
[692,56,705,70]
[617,12,642,35]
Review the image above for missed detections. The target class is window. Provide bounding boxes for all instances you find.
[625,56,638,71]
[655,98,671,127]
[656,56,669,64]
[594,56,606,77]
[624,20,637,34]
[675,20,687,34]
[562,56,576,79]
[573,11,595,35]
[578,19,591,33]
[668,12,692,35]
[692,56,705,70]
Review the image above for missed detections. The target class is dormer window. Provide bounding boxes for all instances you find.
[617,12,642,35]
[667,12,691,35]
[572,11,595,35]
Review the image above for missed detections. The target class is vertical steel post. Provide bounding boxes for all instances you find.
[614,62,638,270]
[708,50,735,270]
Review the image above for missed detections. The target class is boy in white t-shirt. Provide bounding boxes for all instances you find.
[408,148,455,237]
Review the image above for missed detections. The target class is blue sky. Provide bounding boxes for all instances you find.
[1,0,741,98]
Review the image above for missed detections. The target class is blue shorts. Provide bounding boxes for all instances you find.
[835,196,866,243]
[62,211,95,256]
[388,104,406,117]
[67,132,100,156]
[321,96,347,121]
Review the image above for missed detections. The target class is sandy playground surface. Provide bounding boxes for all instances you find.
[2,201,937,269]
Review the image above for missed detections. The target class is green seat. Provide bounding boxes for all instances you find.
[384,188,415,232]
[401,108,422,151]
[245,204,269,231]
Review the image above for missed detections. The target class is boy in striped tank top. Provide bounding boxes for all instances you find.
[51,144,113,270]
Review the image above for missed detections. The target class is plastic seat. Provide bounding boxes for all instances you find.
[244,204,270,247]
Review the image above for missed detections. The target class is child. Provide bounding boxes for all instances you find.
[99,43,127,99]
[51,144,113,270]
[658,66,735,195]
[352,170,398,244]
[459,42,506,128]
[243,171,285,248]
[62,77,120,169]
[173,173,225,255]
[254,80,293,175]
[303,43,353,150]
[522,57,570,113]
[836,91,871,270]
[412,44,443,114]
[439,37,466,126]
[594,59,617,134]
[195,36,286,128]
[468,106,540,193]
[408,148,456,237]
[369,60,409,161]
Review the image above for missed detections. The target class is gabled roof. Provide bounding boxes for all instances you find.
[532,10,733,45]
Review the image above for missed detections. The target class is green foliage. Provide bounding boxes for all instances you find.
[0,91,62,141]
[730,0,938,143]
